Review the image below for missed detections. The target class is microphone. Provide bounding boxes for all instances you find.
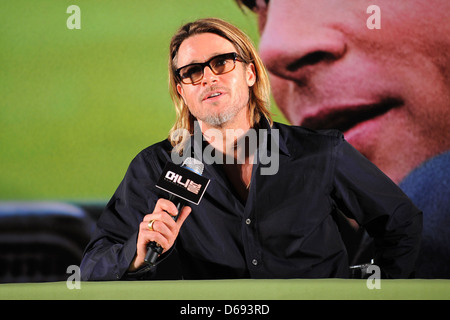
[144,157,209,266]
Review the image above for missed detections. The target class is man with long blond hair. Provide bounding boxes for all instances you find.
[81,18,421,280]
[167,18,272,155]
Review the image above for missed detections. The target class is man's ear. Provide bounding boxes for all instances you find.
[177,83,187,104]
[246,63,256,87]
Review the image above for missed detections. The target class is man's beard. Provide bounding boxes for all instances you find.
[202,111,235,127]
[194,88,250,128]
[198,104,245,128]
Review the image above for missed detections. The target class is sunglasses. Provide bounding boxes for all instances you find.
[176,52,243,84]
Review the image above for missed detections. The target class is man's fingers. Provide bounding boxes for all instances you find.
[131,201,192,271]
[176,206,192,226]
[138,222,170,249]
[155,198,179,217]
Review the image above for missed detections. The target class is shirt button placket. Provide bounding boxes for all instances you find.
[242,188,262,276]
[244,217,261,272]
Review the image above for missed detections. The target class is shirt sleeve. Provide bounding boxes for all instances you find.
[331,136,423,278]
[80,150,165,281]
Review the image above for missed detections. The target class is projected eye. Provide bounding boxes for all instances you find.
[238,0,269,12]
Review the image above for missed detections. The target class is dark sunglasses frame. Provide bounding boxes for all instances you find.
[175,52,243,84]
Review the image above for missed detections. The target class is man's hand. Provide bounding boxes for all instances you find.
[129,199,191,272]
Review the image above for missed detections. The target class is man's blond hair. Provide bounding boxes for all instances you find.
[168,18,272,153]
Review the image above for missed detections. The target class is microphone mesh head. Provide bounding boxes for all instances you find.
[181,157,204,175]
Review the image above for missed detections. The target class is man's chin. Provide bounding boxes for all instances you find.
[198,112,233,128]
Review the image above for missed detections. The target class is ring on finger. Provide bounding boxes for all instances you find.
[147,219,156,231]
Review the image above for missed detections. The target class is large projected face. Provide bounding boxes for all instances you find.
[244,0,450,184]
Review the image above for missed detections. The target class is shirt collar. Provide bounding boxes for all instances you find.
[185,115,291,165]
[258,117,290,158]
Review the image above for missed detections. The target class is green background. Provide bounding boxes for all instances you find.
[0,278,450,298]
[0,0,288,201]
[1,279,449,300]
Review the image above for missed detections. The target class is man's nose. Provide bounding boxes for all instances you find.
[201,65,218,85]
[258,2,347,82]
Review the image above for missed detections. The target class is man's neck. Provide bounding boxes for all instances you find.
[198,112,252,158]
[198,114,255,203]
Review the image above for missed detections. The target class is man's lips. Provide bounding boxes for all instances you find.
[201,89,226,101]
[300,97,402,132]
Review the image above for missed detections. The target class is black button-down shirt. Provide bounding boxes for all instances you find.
[80,120,422,280]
